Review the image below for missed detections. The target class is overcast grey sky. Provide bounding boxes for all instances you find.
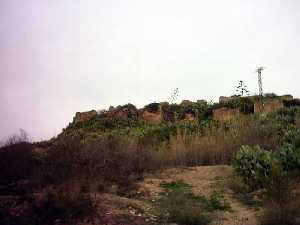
[0,0,300,141]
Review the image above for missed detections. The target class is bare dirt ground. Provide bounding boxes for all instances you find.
[138,165,262,225]
[84,165,263,225]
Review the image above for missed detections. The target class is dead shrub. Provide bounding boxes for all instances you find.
[0,182,93,225]
[38,134,161,193]
[0,142,34,185]
[2,129,30,147]
[43,183,94,223]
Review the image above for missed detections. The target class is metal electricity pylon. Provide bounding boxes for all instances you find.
[170,88,179,104]
[255,66,265,96]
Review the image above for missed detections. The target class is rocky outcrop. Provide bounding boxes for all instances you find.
[253,95,293,113]
[106,104,138,119]
[71,95,296,125]
[219,95,294,114]
[73,110,97,124]
[254,99,284,113]
[279,95,293,101]
[213,107,240,123]
[140,110,162,124]
[219,96,239,104]
[140,104,162,124]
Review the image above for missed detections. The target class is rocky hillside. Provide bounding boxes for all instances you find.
[1,93,300,225]
[55,94,300,144]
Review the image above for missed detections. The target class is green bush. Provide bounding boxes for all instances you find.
[280,126,300,146]
[159,180,191,190]
[233,144,300,225]
[212,97,254,114]
[267,107,300,132]
[232,145,274,189]
[261,164,300,225]
[233,144,300,190]
[161,101,210,123]
[229,175,262,208]
[136,124,177,144]
[276,143,300,171]
[157,181,230,225]
[158,182,211,225]
[207,190,231,211]
[228,97,254,114]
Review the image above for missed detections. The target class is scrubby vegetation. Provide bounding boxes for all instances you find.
[1,96,300,224]
[232,107,300,224]
[233,148,300,224]
[156,180,230,225]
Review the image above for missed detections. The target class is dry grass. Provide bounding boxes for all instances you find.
[261,166,300,225]
[159,116,279,167]
[0,115,281,192]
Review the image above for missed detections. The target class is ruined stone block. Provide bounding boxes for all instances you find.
[106,104,138,119]
[219,96,238,104]
[73,110,97,124]
[140,109,163,124]
[213,107,240,123]
[254,98,284,113]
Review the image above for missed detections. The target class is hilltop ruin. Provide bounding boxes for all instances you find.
[72,94,300,125]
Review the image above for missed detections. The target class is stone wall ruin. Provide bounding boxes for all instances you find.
[212,107,240,123]
[73,110,97,125]
[72,95,296,125]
